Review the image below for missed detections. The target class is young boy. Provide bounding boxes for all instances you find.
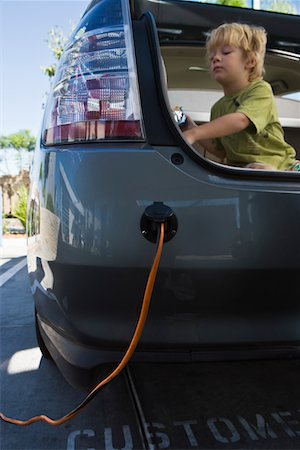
[183,22,299,171]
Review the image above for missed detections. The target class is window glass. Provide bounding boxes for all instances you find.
[182,0,300,15]
[283,93,300,102]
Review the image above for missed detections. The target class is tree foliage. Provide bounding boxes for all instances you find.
[262,0,296,14]
[0,130,36,152]
[217,0,247,6]
[13,185,28,228]
[42,24,74,80]
[216,0,296,9]
[201,0,297,13]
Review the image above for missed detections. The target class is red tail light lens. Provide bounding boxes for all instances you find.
[42,1,144,145]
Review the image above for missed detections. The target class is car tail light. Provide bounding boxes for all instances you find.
[42,0,144,145]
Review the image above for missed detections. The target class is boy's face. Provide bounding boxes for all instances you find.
[209,45,252,89]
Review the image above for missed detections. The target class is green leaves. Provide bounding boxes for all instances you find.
[217,0,247,6]
[264,0,297,14]
[13,185,28,229]
[206,0,296,14]
[41,22,75,79]
[0,130,36,152]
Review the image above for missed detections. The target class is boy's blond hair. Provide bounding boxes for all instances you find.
[206,22,267,82]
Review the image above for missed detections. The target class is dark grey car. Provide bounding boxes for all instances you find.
[27,0,300,388]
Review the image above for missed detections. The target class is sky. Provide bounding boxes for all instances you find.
[0,0,89,139]
[0,0,299,141]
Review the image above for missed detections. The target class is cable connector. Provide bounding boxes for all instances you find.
[141,202,178,243]
[144,202,174,223]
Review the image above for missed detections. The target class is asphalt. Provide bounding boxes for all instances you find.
[1,235,300,449]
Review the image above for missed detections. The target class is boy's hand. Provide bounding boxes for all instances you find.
[183,126,197,145]
[181,115,197,131]
[183,112,250,143]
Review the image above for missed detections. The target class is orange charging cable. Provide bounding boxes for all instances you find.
[0,222,165,426]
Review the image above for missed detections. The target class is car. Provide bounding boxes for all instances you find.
[27,0,300,388]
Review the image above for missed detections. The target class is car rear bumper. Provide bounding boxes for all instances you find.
[27,147,300,384]
[37,312,300,389]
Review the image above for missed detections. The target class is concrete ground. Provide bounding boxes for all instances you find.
[1,235,27,260]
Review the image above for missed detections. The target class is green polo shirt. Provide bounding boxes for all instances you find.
[211,80,296,170]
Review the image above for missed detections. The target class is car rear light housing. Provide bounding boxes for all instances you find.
[42,0,145,145]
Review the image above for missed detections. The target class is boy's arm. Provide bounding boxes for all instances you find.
[199,139,226,160]
[183,112,250,145]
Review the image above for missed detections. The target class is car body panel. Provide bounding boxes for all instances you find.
[27,0,300,387]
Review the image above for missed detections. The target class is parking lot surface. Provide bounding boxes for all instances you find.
[1,237,300,449]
